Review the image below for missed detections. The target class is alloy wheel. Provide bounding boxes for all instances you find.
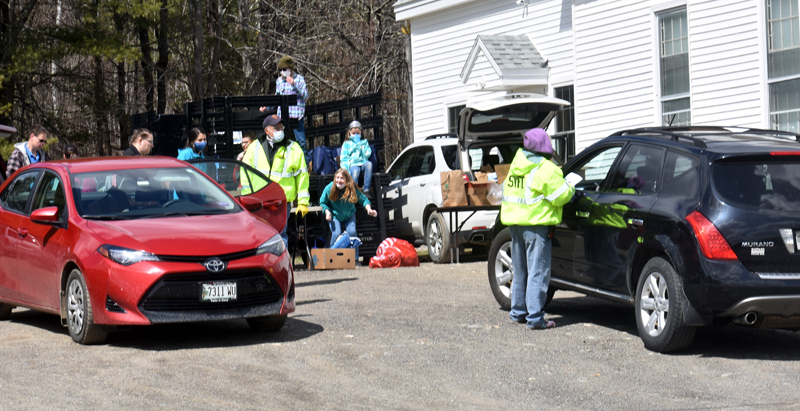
[67,279,85,336]
[493,241,513,298]
[428,219,443,258]
[638,272,669,337]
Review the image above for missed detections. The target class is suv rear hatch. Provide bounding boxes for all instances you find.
[458,93,569,147]
[710,153,800,274]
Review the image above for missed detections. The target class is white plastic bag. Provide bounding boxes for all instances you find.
[487,182,503,205]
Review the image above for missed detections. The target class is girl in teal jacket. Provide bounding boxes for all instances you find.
[177,127,207,161]
[339,121,373,194]
[320,168,377,259]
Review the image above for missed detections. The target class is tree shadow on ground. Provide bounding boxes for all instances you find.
[546,294,800,360]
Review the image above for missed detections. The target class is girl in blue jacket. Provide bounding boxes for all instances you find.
[177,127,207,161]
[340,121,373,194]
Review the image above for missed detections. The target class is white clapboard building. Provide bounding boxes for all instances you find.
[394,0,795,159]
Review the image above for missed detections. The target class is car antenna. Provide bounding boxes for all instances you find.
[667,114,676,127]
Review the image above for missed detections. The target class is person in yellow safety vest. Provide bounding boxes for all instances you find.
[500,128,575,330]
[242,114,310,248]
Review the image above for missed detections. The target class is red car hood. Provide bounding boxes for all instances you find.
[85,211,277,256]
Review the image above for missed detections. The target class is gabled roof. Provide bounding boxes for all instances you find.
[460,34,549,92]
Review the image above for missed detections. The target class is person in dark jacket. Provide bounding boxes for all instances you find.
[123,129,153,156]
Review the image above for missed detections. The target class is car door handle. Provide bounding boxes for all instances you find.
[263,199,283,210]
[419,182,427,187]
[627,218,644,227]
[576,211,590,218]
[17,228,28,238]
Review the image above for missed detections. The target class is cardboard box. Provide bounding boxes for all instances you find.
[494,164,510,184]
[310,248,356,270]
[474,172,489,182]
[480,165,494,173]
[467,181,493,206]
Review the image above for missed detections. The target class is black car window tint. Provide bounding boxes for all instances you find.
[662,151,699,186]
[608,144,665,194]
[32,171,65,216]
[568,146,622,191]
[441,145,460,170]
[1,171,40,214]
[409,146,436,177]
[389,148,417,180]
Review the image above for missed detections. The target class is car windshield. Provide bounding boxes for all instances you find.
[72,167,240,220]
[712,160,800,212]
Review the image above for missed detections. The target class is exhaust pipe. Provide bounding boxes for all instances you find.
[733,312,758,326]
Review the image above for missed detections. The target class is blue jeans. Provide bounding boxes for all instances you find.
[281,203,291,249]
[329,213,358,260]
[349,162,373,191]
[293,117,309,165]
[509,225,552,328]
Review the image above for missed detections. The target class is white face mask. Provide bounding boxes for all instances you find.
[280,69,291,78]
[336,182,346,190]
[271,130,284,143]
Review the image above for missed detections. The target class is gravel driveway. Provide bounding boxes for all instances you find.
[2,261,800,410]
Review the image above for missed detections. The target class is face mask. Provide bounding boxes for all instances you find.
[336,182,346,190]
[280,69,291,78]
[194,141,207,151]
[350,134,361,141]
[271,130,284,143]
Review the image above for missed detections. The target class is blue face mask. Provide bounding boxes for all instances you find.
[194,141,207,151]
[350,134,361,141]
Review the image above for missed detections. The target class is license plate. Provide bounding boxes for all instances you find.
[361,236,374,242]
[201,282,237,302]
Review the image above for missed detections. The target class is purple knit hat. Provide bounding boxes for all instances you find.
[523,128,553,158]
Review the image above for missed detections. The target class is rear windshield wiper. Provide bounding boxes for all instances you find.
[82,214,132,220]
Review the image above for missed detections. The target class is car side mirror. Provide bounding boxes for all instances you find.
[30,206,62,226]
[239,195,263,212]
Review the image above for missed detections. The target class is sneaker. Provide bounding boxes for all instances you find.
[510,317,527,324]
[528,320,556,330]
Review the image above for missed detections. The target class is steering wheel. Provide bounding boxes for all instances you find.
[162,199,190,208]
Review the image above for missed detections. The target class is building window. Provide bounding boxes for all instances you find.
[553,85,575,161]
[768,0,800,132]
[659,9,691,126]
[448,105,465,135]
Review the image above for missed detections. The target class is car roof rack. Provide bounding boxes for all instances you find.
[425,133,457,140]
[611,128,708,148]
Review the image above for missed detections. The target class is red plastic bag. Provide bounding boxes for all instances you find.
[368,238,420,268]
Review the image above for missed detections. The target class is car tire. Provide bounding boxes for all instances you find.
[247,314,288,332]
[426,212,451,264]
[65,269,107,345]
[488,228,557,312]
[634,257,696,353]
[488,228,513,310]
[0,303,13,320]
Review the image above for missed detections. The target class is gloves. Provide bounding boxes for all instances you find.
[296,204,309,218]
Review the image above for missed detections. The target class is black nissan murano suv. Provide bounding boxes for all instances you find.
[488,127,800,352]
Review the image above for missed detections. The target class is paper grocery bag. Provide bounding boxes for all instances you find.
[494,164,510,184]
[440,170,468,207]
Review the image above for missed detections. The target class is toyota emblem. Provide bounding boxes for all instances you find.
[204,258,226,273]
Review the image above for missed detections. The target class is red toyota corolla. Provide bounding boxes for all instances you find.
[0,156,294,344]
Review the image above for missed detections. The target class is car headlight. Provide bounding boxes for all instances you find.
[256,234,285,256]
[98,245,161,266]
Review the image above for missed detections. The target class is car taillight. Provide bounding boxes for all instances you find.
[770,151,800,155]
[685,211,738,260]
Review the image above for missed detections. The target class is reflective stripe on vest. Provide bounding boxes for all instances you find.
[502,194,543,205]
[546,182,571,203]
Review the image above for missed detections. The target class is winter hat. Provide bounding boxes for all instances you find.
[348,120,362,131]
[523,128,554,159]
[277,55,295,70]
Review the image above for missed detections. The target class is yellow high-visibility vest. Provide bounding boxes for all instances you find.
[500,149,574,226]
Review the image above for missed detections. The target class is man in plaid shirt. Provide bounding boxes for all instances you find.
[6,124,49,178]
[261,55,310,165]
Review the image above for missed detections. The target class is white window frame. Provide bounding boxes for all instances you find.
[651,3,691,126]
[443,100,466,135]
[765,0,800,131]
